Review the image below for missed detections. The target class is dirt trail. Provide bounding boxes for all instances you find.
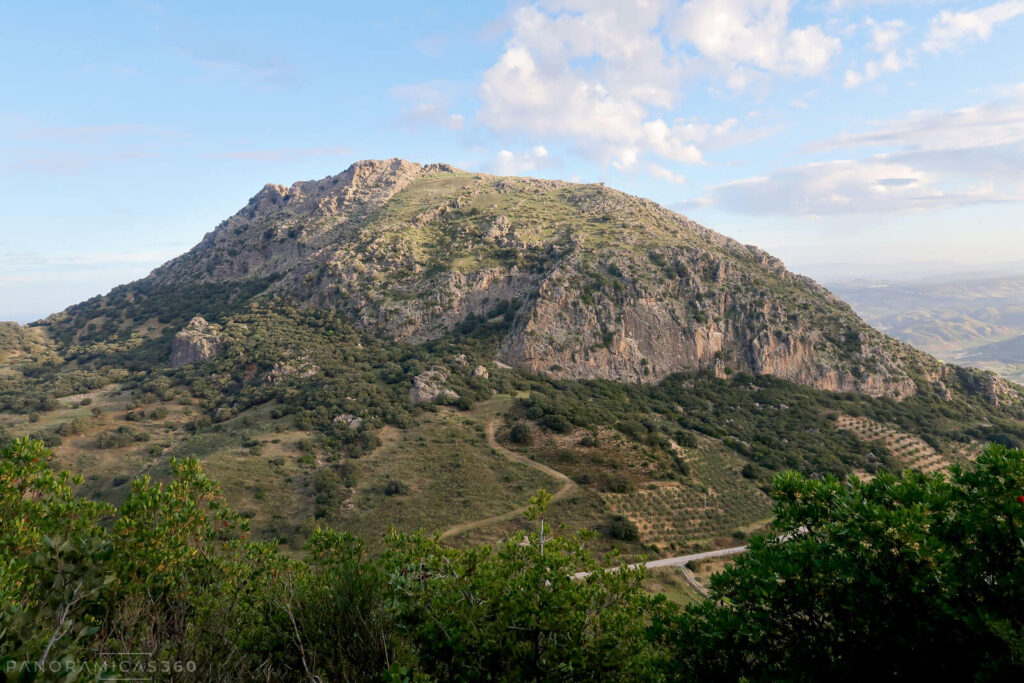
[440,417,577,540]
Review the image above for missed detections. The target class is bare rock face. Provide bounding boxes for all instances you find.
[136,158,1010,401]
[169,317,222,368]
[495,248,920,398]
[410,368,460,404]
[959,370,1016,406]
[472,365,489,379]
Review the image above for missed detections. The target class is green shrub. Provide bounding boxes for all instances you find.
[608,515,640,541]
[384,480,409,496]
[509,423,532,445]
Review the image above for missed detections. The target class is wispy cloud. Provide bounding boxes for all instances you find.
[2,123,181,174]
[710,158,1008,215]
[647,162,687,185]
[490,146,553,175]
[924,1,1024,53]
[391,82,467,131]
[842,16,914,89]
[3,123,167,142]
[713,83,1024,215]
[815,82,1024,180]
[0,249,184,290]
[172,43,301,90]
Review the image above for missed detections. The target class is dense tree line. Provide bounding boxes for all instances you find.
[2,436,1022,680]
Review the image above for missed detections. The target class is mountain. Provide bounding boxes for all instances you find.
[54,159,968,397]
[3,159,1023,556]
[963,334,1024,364]
[830,275,1024,384]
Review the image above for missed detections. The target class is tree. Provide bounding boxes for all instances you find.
[381,527,659,680]
[664,444,1024,680]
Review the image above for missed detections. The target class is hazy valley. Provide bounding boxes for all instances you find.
[831,274,1024,384]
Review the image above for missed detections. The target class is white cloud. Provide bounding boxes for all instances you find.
[672,0,841,78]
[476,1,826,170]
[671,195,713,211]
[843,49,911,88]
[866,17,906,52]
[712,158,1003,215]
[490,146,552,175]
[716,84,1024,215]
[843,17,911,88]
[391,82,467,131]
[647,162,688,184]
[817,83,1024,179]
[401,104,465,131]
[923,1,1024,53]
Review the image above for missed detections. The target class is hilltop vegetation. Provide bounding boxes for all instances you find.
[2,437,1022,680]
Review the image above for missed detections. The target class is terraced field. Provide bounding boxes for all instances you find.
[601,443,772,553]
[833,414,977,474]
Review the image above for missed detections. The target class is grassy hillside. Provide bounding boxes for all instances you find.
[3,304,1022,561]
[1,164,1022,565]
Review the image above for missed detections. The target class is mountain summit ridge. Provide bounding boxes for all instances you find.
[54,159,1018,401]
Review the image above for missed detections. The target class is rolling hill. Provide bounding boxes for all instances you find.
[1,159,1022,559]
[831,275,1024,384]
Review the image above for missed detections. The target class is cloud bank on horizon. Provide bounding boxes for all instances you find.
[1,0,1023,320]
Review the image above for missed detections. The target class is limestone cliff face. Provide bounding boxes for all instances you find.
[170,317,222,367]
[495,245,918,397]
[138,159,974,399]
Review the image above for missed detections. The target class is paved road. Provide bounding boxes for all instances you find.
[440,417,577,539]
[573,544,747,580]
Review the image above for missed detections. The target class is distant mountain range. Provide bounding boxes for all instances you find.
[829,275,1024,384]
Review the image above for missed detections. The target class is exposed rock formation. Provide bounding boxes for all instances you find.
[263,359,320,384]
[169,317,222,368]
[333,413,363,430]
[134,158,1007,399]
[410,368,459,404]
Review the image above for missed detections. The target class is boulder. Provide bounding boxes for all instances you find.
[410,367,460,404]
[170,317,222,368]
[333,413,363,430]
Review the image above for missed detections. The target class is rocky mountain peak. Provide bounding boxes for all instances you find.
[109,160,1004,400]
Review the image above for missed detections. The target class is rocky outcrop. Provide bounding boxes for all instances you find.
[410,368,459,404]
[263,359,320,384]
[169,317,222,367]
[333,413,363,430]
[495,248,919,397]
[136,159,988,399]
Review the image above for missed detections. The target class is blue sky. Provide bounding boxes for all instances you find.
[2,0,1024,322]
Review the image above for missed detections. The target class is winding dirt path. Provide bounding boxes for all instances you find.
[440,417,577,540]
